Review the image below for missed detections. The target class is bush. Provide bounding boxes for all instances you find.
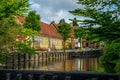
[100,41,120,73]
[15,42,36,54]
[0,52,10,65]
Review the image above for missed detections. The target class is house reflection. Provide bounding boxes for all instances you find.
[32,58,99,72]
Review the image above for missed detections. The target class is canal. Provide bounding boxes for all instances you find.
[2,51,120,80]
[25,57,100,72]
[5,50,101,72]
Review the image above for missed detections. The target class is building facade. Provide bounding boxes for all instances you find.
[17,16,63,51]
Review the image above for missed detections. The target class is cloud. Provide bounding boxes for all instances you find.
[30,0,84,24]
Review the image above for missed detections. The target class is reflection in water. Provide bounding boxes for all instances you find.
[29,58,99,72]
[75,58,99,71]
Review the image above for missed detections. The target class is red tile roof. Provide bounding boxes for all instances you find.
[17,16,62,39]
[40,22,62,38]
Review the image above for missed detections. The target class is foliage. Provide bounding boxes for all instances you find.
[74,27,85,39]
[74,27,85,51]
[23,10,41,49]
[14,41,36,54]
[69,17,79,26]
[70,0,120,43]
[0,0,30,19]
[59,19,65,24]
[0,16,25,55]
[23,10,41,32]
[0,0,30,50]
[19,26,38,36]
[0,52,10,64]
[100,41,120,73]
[0,0,30,64]
[58,22,72,52]
[85,28,102,48]
[70,0,120,73]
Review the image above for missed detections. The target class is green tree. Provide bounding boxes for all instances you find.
[74,27,85,51]
[70,0,120,43]
[23,10,41,48]
[100,41,120,73]
[58,22,72,52]
[24,11,41,32]
[0,0,30,19]
[0,0,30,52]
[0,0,30,64]
[69,17,79,26]
[70,0,120,73]
[59,19,65,24]
[85,28,100,49]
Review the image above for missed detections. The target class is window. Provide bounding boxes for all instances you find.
[33,36,43,44]
[52,39,56,45]
[34,36,39,44]
[39,37,43,44]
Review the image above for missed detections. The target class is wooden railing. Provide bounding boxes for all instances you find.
[0,69,119,80]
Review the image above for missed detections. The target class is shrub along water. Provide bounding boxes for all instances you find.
[100,40,120,73]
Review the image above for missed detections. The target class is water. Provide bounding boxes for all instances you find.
[30,57,99,72]
[6,53,100,72]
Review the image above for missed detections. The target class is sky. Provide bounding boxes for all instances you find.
[29,0,84,24]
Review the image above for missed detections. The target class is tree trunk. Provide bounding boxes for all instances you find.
[79,38,83,52]
[63,40,66,53]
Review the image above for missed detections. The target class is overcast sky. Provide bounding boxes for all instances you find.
[29,0,84,24]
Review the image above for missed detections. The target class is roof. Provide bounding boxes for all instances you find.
[17,16,62,39]
[40,22,62,38]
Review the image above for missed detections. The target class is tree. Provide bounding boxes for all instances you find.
[69,17,79,26]
[0,0,30,19]
[23,10,41,48]
[70,0,120,73]
[70,0,120,43]
[100,41,120,73]
[59,19,65,24]
[0,0,30,64]
[85,27,100,49]
[0,0,30,52]
[58,22,72,52]
[0,16,19,52]
[24,11,41,32]
[74,27,85,51]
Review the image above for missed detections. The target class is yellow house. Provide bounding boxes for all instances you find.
[17,16,63,51]
[34,22,63,51]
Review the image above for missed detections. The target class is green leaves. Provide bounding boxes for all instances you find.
[14,42,36,54]
[74,27,85,40]
[74,27,85,51]
[70,0,120,43]
[0,0,30,19]
[71,0,120,73]
[58,22,71,41]
[58,22,72,52]
[0,0,30,64]
[100,42,120,73]
[24,11,41,32]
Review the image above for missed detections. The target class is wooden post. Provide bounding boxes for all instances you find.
[18,53,21,69]
[12,54,15,69]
